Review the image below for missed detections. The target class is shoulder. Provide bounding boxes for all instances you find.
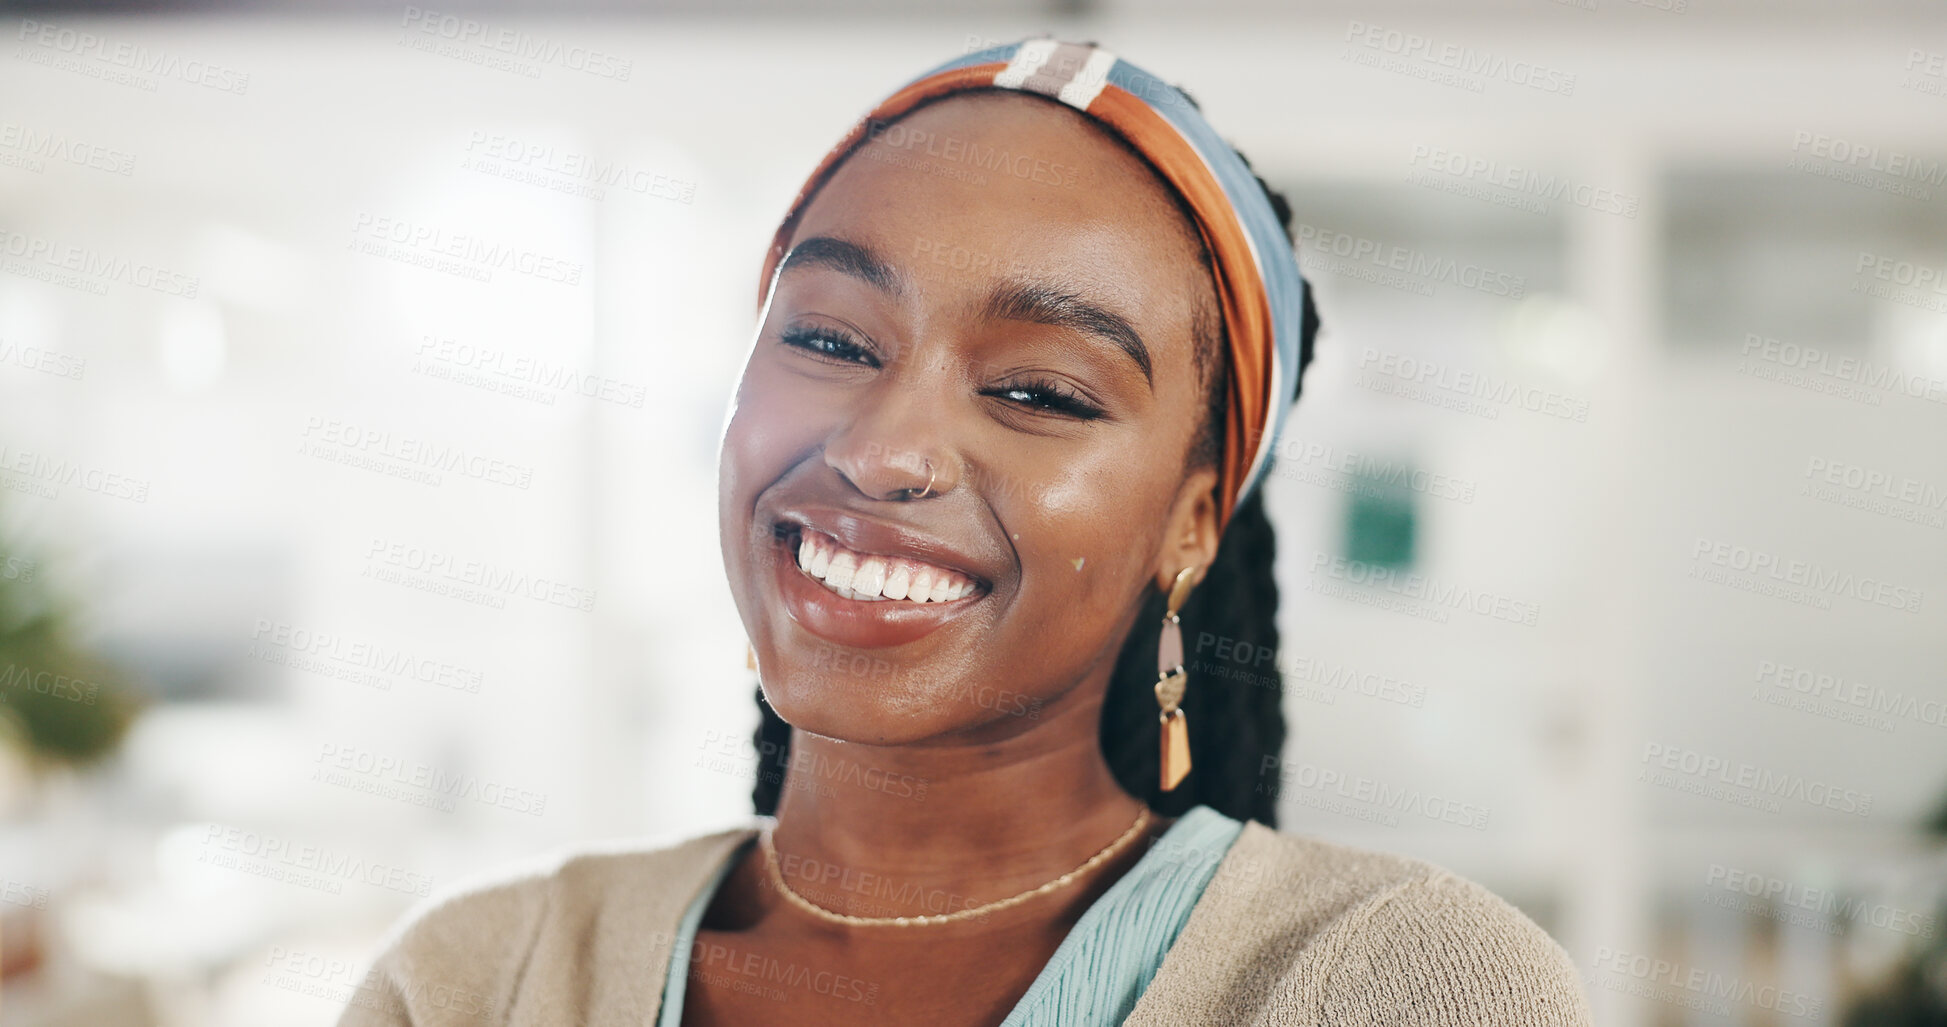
[336,827,755,1027]
[1137,822,1592,1027]
[1227,825,1593,1025]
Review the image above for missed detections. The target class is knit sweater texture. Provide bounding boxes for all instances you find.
[336,820,1594,1026]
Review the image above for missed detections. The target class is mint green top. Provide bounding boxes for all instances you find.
[654,805,1244,1026]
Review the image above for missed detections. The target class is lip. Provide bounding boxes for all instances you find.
[766,506,995,649]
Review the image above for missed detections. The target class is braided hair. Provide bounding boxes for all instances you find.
[750,87,1321,830]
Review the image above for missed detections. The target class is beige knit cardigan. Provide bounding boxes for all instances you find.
[336,820,1594,1026]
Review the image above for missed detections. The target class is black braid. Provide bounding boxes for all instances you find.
[1098,485,1286,826]
[751,81,1322,830]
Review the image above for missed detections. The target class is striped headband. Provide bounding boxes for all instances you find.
[758,38,1309,531]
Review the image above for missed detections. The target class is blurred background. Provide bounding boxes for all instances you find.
[1,0,1944,1024]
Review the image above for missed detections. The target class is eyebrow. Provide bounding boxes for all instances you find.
[982,281,1154,389]
[777,236,902,295]
[778,234,1154,390]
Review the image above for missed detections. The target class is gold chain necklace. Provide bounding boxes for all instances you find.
[759,805,1153,928]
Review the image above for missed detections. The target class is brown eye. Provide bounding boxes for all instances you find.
[982,376,1106,420]
[779,325,880,368]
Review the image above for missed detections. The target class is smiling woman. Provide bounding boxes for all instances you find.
[339,39,1594,1027]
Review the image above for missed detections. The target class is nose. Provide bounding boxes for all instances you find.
[822,379,960,502]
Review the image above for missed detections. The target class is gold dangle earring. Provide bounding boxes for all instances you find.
[746,641,758,671]
[1156,566,1198,792]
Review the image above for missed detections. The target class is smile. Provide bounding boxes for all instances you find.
[793,526,982,603]
[766,518,991,650]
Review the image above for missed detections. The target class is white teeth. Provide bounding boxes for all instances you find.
[882,564,911,600]
[907,566,935,601]
[824,551,857,591]
[853,558,887,598]
[791,527,979,605]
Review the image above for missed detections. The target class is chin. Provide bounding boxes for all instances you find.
[756,663,967,747]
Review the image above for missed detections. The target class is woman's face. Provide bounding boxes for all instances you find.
[719,91,1221,747]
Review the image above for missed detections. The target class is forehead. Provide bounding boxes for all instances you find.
[787,91,1210,332]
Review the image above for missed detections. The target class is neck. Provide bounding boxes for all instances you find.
[766,687,1153,921]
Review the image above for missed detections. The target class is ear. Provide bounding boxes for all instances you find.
[1154,464,1222,594]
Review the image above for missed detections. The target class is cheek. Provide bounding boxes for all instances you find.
[721,360,835,493]
[1004,455,1169,618]
[720,362,822,586]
